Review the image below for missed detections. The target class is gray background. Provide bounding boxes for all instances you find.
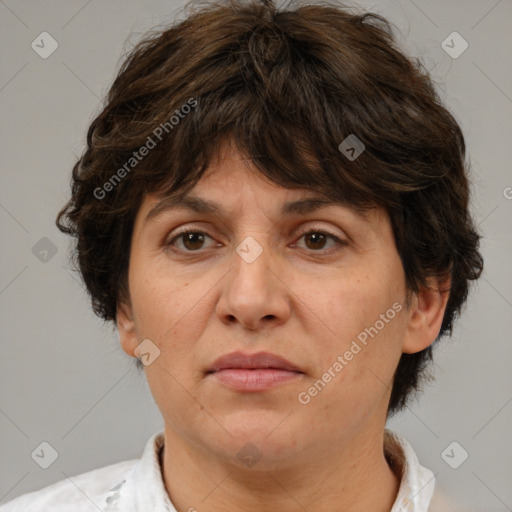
[1,0,511,510]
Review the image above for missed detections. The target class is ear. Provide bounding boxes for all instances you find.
[402,276,451,354]
[116,301,139,358]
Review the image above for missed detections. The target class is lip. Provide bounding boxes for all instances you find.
[208,351,303,373]
[206,351,304,392]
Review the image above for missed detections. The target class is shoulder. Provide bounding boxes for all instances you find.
[1,459,136,512]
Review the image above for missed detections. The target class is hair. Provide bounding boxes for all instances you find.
[56,0,483,415]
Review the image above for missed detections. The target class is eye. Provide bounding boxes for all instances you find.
[166,227,347,254]
[293,228,347,252]
[166,229,218,252]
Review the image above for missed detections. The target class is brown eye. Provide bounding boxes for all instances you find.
[167,230,215,252]
[181,232,206,251]
[295,229,346,253]
[304,232,329,250]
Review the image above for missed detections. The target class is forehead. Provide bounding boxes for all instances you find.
[139,141,377,225]
[144,191,358,223]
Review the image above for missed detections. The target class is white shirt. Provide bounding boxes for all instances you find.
[1,430,460,511]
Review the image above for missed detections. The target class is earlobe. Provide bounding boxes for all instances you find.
[402,276,450,354]
[116,302,138,357]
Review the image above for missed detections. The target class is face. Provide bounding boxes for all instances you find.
[117,141,446,470]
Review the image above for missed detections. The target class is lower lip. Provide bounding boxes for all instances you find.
[210,369,303,391]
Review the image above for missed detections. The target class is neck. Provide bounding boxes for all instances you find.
[161,427,400,512]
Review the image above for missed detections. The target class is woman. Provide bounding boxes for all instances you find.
[3,0,482,510]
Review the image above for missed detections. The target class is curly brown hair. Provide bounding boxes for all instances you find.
[56,0,483,415]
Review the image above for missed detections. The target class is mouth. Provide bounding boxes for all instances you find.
[206,351,304,392]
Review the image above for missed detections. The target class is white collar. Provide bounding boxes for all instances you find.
[105,431,175,512]
[385,430,436,511]
[106,429,436,512]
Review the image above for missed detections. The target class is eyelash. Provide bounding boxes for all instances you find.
[166,227,347,254]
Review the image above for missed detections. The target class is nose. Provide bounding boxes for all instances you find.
[215,236,292,331]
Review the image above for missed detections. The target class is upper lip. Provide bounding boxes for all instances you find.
[207,351,303,373]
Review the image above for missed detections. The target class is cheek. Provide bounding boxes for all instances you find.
[128,262,178,340]
[305,268,400,339]
[129,261,218,363]
[298,266,405,388]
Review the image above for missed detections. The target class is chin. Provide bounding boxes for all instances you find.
[207,415,305,463]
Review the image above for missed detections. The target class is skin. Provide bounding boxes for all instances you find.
[117,140,449,512]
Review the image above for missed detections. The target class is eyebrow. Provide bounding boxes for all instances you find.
[145,194,349,223]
